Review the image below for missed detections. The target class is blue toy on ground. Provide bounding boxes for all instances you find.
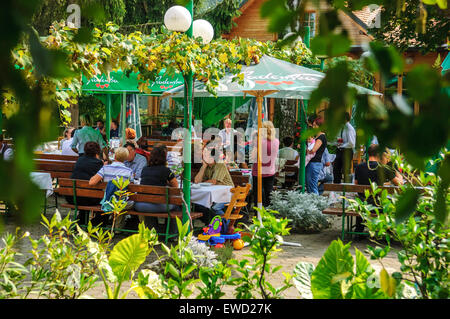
[197,215,241,248]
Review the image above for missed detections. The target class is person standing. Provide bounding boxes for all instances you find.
[110,120,120,138]
[333,112,356,184]
[305,115,327,195]
[219,118,237,154]
[71,114,107,156]
[251,121,279,207]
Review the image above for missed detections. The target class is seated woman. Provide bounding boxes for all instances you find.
[65,141,104,224]
[134,145,179,230]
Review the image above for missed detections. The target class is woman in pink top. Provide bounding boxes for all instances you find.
[251,121,279,208]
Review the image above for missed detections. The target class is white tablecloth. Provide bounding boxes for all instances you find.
[190,185,233,208]
[30,172,53,197]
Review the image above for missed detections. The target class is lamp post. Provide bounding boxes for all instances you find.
[164,2,214,226]
[298,26,311,193]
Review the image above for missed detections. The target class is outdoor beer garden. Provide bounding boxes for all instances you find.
[0,0,448,301]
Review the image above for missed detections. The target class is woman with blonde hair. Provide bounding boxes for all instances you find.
[251,120,279,208]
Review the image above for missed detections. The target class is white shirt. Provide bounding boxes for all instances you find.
[61,138,79,156]
[0,143,13,161]
[338,122,356,150]
[278,147,299,167]
[218,128,237,149]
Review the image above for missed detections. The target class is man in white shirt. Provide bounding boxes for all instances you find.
[333,112,356,183]
[279,136,300,165]
[218,118,237,154]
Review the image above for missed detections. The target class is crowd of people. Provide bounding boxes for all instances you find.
[1,110,405,233]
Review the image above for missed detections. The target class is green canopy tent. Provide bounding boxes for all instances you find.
[79,70,183,144]
[442,52,450,75]
[165,55,382,221]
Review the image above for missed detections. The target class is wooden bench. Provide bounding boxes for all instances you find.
[34,159,77,211]
[34,159,76,179]
[275,159,299,190]
[322,183,402,240]
[35,153,79,162]
[57,178,203,243]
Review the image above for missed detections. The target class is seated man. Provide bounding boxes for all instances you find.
[318,147,335,195]
[89,147,134,227]
[278,136,299,166]
[194,147,234,225]
[354,144,403,234]
[123,142,148,180]
[194,147,234,187]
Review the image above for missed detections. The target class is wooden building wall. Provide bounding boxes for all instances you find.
[222,0,277,42]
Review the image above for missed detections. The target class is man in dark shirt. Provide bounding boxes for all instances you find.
[354,144,403,233]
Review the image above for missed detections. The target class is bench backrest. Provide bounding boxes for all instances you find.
[323,183,400,194]
[146,139,179,147]
[128,184,183,206]
[58,178,182,206]
[34,160,76,179]
[35,153,79,161]
[58,178,106,199]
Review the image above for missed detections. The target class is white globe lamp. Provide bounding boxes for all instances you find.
[164,6,192,32]
[192,19,214,44]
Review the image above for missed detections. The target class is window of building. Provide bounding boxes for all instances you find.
[303,12,316,38]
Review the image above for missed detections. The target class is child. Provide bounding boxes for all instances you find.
[305,136,316,166]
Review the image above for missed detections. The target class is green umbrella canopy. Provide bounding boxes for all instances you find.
[82,69,184,94]
[165,55,382,99]
[442,52,450,75]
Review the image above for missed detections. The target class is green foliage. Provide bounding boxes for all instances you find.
[268,190,332,233]
[0,211,112,299]
[78,95,106,124]
[228,207,293,299]
[348,152,450,299]
[324,56,374,89]
[197,262,232,299]
[159,219,199,299]
[294,239,398,299]
[32,0,126,35]
[370,0,449,53]
[0,230,29,299]
[100,222,159,299]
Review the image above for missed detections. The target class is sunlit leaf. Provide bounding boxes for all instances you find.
[394,188,420,224]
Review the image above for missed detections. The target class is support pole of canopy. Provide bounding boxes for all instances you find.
[231,97,236,128]
[249,90,301,247]
[256,94,263,222]
[106,95,111,145]
[298,25,311,193]
[182,0,194,227]
[298,100,307,192]
[244,90,278,225]
[121,93,127,145]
